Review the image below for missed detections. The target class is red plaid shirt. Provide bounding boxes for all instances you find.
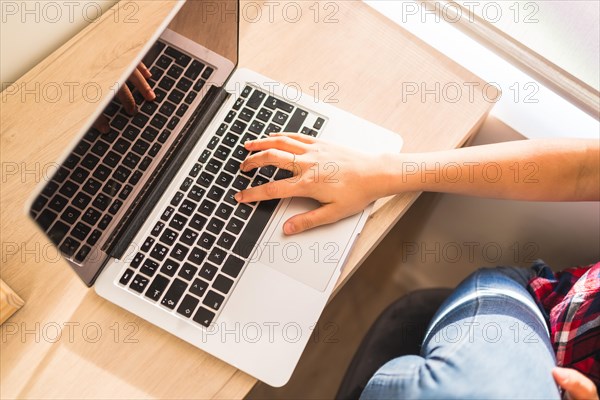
[528,261,600,390]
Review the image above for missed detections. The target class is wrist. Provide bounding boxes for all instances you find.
[374,153,425,197]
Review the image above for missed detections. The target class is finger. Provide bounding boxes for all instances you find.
[553,368,599,400]
[117,85,137,115]
[245,135,309,154]
[130,68,155,101]
[92,114,110,134]
[270,131,317,144]
[283,204,343,235]
[241,149,295,172]
[235,180,303,204]
[137,62,152,79]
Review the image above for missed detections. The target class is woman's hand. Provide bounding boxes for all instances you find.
[93,63,155,133]
[553,367,599,400]
[235,132,396,235]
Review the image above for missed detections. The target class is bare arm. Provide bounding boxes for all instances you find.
[384,139,600,201]
[236,134,600,234]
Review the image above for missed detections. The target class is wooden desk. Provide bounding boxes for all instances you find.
[0,1,494,398]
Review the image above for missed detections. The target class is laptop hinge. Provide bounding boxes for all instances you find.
[102,85,229,264]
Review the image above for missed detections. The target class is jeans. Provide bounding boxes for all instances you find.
[360,266,561,400]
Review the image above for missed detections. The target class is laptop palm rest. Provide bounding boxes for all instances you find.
[254,197,362,292]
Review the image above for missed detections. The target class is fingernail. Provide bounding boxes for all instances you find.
[234,192,242,202]
[553,368,570,382]
[284,222,295,235]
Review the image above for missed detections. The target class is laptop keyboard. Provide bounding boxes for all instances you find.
[30,40,214,264]
[118,85,326,327]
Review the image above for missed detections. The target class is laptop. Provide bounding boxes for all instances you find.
[27,0,403,386]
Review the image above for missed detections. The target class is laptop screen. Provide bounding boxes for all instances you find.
[28,0,240,285]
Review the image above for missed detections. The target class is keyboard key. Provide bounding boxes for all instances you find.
[225,217,244,235]
[265,96,294,113]
[208,247,227,265]
[177,294,200,318]
[199,149,211,164]
[178,263,198,281]
[91,140,110,157]
[181,228,199,246]
[93,165,111,181]
[285,108,309,132]
[49,194,68,212]
[83,178,102,195]
[180,177,193,192]
[198,232,216,249]
[224,159,241,174]
[129,170,143,185]
[314,117,325,130]
[199,263,218,281]
[233,98,244,110]
[257,108,273,122]
[177,103,189,117]
[198,172,214,188]
[176,77,193,92]
[145,274,169,301]
[185,60,205,80]
[156,55,172,69]
[132,113,149,129]
[206,159,222,174]
[150,243,169,262]
[141,236,155,252]
[108,199,123,215]
[131,252,144,268]
[158,76,175,91]
[113,166,132,183]
[75,245,91,263]
[71,222,91,241]
[233,175,250,190]
[225,110,236,123]
[203,290,225,311]
[206,218,225,235]
[141,101,158,115]
[213,274,234,294]
[273,111,289,125]
[215,145,231,161]
[48,221,70,244]
[189,185,205,202]
[170,243,189,261]
[161,278,187,309]
[111,115,128,130]
[241,86,252,98]
[189,213,207,231]
[194,79,206,92]
[161,259,180,277]
[215,204,233,220]
[217,232,236,250]
[179,199,196,216]
[130,274,149,293]
[169,213,188,231]
[140,259,159,277]
[249,120,265,135]
[70,167,88,184]
[190,278,209,298]
[188,247,207,265]
[61,206,80,224]
[160,206,175,222]
[103,179,121,196]
[207,186,225,202]
[234,200,279,258]
[247,91,266,109]
[123,152,141,169]
[60,236,80,257]
[99,214,112,230]
[224,189,238,206]
[117,183,133,200]
[222,254,245,278]
[234,204,252,220]
[231,120,247,135]
[201,67,213,80]
[168,89,184,104]
[132,139,150,156]
[87,229,102,246]
[199,200,216,216]
[167,64,183,79]
[232,146,249,161]
[193,306,215,327]
[165,46,191,67]
[82,207,101,226]
[119,268,135,285]
[239,108,254,122]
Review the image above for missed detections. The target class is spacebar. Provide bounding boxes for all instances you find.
[234,199,280,258]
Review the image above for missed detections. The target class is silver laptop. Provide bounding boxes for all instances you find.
[27,0,403,386]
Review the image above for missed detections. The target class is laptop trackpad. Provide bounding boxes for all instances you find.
[256,197,362,292]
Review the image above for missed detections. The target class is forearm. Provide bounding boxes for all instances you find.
[380,139,600,201]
